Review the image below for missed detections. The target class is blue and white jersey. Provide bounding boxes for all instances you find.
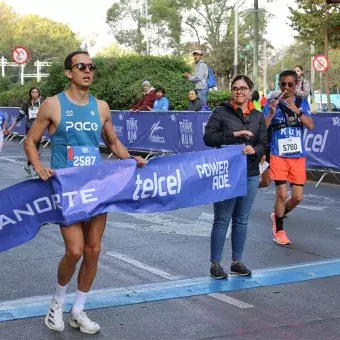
[263,97,311,158]
[50,92,102,169]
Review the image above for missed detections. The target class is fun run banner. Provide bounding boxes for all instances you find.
[0,146,247,253]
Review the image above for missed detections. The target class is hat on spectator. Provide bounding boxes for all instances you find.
[192,50,203,55]
[142,80,151,86]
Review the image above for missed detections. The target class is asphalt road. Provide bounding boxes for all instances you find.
[0,139,340,340]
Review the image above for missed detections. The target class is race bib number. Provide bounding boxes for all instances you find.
[278,137,302,156]
[28,108,38,119]
[67,146,101,167]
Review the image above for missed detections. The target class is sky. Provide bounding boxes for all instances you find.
[5,0,297,56]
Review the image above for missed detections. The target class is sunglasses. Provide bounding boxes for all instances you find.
[71,63,96,71]
[231,86,249,93]
[279,81,295,88]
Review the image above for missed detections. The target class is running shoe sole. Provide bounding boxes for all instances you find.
[210,274,228,280]
[68,318,100,334]
[230,271,252,277]
[272,237,291,245]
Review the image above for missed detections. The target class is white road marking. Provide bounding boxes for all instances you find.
[106,250,252,309]
[106,251,181,280]
[297,205,326,211]
[208,293,254,309]
[0,156,25,164]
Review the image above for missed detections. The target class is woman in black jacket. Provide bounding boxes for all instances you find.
[7,86,44,176]
[187,90,203,111]
[203,75,267,279]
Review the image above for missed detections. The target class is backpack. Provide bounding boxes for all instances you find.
[203,62,216,88]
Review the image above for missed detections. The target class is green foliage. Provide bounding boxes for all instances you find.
[208,90,232,108]
[31,56,196,110]
[0,77,12,92]
[0,80,39,107]
[91,56,193,110]
[41,62,69,96]
[0,2,81,64]
[289,0,340,50]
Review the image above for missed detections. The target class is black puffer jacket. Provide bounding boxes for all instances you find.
[203,102,267,177]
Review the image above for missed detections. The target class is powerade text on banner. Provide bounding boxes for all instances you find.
[0,146,247,253]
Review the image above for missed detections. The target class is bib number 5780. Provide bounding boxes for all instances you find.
[74,156,97,167]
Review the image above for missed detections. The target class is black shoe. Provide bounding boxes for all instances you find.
[230,262,252,276]
[210,263,228,280]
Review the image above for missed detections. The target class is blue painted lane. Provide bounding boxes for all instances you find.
[1,258,340,322]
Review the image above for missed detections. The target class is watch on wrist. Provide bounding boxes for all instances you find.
[297,112,303,118]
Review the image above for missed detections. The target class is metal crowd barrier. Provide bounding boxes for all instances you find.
[1,107,340,187]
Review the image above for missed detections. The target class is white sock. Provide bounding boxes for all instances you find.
[54,282,68,303]
[71,290,88,315]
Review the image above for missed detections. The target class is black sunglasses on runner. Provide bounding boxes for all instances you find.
[279,81,295,88]
[71,63,96,71]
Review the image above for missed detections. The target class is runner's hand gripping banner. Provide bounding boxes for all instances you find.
[0,146,247,253]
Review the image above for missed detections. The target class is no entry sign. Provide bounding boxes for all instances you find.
[11,46,29,64]
[312,54,329,72]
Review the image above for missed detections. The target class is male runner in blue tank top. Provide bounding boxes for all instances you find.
[24,51,145,334]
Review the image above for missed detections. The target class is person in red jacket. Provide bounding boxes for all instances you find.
[130,80,157,112]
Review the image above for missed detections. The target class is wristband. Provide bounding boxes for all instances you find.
[297,112,304,118]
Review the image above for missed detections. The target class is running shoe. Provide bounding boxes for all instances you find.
[23,165,32,176]
[273,230,291,245]
[44,297,65,332]
[68,311,100,334]
[210,263,228,280]
[230,261,252,276]
[271,212,276,235]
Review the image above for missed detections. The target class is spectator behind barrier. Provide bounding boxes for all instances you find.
[149,87,169,111]
[260,94,267,109]
[294,65,310,99]
[251,90,262,112]
[130,80,157,112]
[184,50,209,105]
[187,90,203,112]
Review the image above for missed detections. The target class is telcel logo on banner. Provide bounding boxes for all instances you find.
[303,129,328,153]
[149,121,165,143]
[133,170,181,200]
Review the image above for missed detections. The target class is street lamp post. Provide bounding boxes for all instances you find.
[234,0,239,78]
[253,0,259,89]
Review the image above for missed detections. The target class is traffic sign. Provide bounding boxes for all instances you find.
[312,54,329,72]
[11,46,29,64]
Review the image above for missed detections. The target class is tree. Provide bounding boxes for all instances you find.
[106,1,147,55]
[0,2,18,59]
[13,15,81,61]
[96,44,136,58]
[289,0,340,106]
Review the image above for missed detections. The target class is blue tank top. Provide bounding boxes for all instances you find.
[51,92,102,169]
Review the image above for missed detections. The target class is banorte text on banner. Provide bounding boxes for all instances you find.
[0,145,247,253]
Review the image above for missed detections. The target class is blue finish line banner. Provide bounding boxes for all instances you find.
[0,146,247,253]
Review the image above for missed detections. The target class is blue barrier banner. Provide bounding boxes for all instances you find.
[176,112,205,153]
[0,107,49,138]
[124,111,179,152]
[0,107,25,135]
[111,110,127,146]
[0,146,246,253]
[305,113,340,169]
[2,107,340,171]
